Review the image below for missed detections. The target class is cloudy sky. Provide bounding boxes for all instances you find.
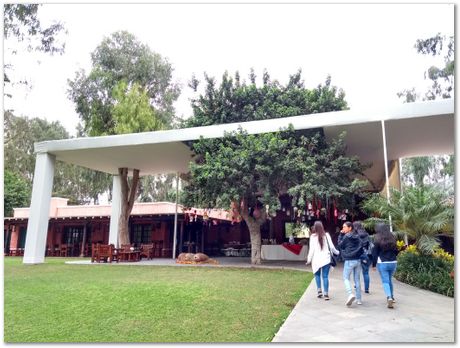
[4,3,454,136]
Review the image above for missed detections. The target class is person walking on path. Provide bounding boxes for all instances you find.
[338,221,364,307]
[353,221,371,294]
[306,221,340,301]
[372,222,399,309]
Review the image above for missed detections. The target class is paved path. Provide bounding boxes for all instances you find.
[66,257,454,342]
[272,263,454,343]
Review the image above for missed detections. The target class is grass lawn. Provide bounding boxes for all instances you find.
[4,257,312,342]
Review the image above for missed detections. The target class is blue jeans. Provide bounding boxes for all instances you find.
[343,259,362,300]
[361,256,370,291]
[377,262,397,298]
[314,264,331,294]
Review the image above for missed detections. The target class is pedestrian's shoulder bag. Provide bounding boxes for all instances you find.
[326,235,337,267]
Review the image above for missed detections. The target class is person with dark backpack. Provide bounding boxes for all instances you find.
[353,221,371,294]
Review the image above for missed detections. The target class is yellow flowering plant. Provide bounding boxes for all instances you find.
[405,244,418,254]
[433,247,454,264]
[396,240,406,251]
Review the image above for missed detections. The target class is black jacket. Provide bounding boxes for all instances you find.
[371,243,399,267]
[338,231,363,260]
[357,229,370,253]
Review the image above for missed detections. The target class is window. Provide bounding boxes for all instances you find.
[131,224,151,246]
[63,226,84,245]
[18,227,27,248]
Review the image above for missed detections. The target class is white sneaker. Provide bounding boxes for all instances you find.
[356,300,363,305]
[346,294,355,306]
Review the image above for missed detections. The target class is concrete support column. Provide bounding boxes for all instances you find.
[109,175,121,247]
[172,173,179,259]
[381,120,393,232]
[23,153,55,264]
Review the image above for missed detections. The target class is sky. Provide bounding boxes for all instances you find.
[3,3,455,137]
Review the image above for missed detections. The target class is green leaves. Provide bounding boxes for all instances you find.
[4,169,31,217]
[362,186,454,255]
[68,31,180,136]
[185,125,367,219]
[111,80,163,134]
[185,70,348,127]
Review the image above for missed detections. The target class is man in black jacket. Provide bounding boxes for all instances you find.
[338,221,364,307]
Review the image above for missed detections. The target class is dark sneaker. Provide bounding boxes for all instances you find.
[365,290,370,294]
[387,297,394,308]
[317,290,323,298]
[324,294,330,301]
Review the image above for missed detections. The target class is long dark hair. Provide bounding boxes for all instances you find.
[353,221,366,234]
[313,220,326,250]
[374,223,396,251]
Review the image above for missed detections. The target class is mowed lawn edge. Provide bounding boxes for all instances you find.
[5,257,312,342]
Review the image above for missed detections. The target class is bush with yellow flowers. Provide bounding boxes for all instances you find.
[396,240,406,251]
[433,247,454,265]
[404,244,418,254]
[396,244,454,297]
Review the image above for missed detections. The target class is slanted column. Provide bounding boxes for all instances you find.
[23,153,55,264]
[109,175,121,247]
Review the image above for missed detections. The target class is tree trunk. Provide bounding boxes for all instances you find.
[238,198,267,265]
[118,167,140,246]
[246,219,262,264]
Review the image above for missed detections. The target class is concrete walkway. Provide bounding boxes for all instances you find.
[272,263,454,343]
[65,257,454,342]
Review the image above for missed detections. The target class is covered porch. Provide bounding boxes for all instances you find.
[23,99,454,264]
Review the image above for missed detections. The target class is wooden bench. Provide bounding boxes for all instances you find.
[91,243,118,263]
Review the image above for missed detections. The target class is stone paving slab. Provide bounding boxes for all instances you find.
[272,263,454,343]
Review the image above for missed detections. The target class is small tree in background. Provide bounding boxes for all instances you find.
[362,186,454,255]
[4,169,31,217]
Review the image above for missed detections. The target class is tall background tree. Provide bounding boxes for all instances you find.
[4,111,111,208]
[68,31,179,244]
[4,4,66,96]
[4,169,30,217]
[397,33,454,192]
[183,70,368,264]
[67,30,180,135]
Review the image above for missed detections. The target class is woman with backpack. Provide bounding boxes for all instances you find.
[353,221,372,294]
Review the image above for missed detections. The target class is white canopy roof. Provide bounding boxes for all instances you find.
[35,99,454,186]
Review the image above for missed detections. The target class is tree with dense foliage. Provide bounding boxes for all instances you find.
[4,4,66,93]
[67,31,180,136]
[4,169,31,217]
[183,70,367,264]
[398,33,454,102]
[184,70,347,127]
[397,34,454,189]
[184,127,367,264]
[401,155,453,188]
[4,111,111,205]
[67,32,178,244]
[362,186,454,255]
[111,80,164,135]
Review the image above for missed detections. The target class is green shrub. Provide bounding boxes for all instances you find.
[395,250,454,297]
